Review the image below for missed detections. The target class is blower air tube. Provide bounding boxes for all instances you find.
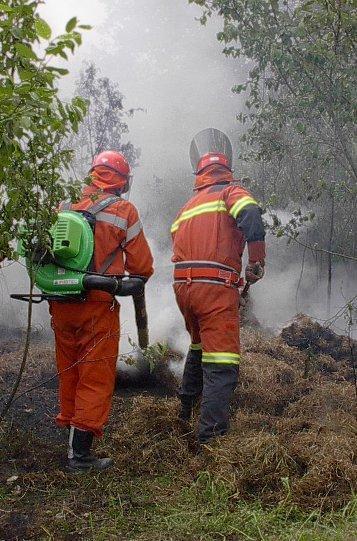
[82,274,145,297]
[118,277,145,297]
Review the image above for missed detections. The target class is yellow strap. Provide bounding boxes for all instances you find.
[229,196,258,219]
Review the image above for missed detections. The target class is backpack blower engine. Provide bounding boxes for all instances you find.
[11,207,149,349]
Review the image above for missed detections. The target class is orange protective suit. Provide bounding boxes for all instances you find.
[50,179,154,437]
[171,165,265,442]
[174,283,240,360]
[171,166,265,363]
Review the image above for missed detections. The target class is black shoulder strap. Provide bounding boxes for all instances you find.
[91,195,124,274]
[97,245,123,274]
[59,201,72,210]
[87,195,122,215]
[59,195,121,214]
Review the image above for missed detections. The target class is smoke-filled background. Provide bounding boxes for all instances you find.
[0,0,355,349]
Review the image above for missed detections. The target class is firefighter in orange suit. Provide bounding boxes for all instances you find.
[50,151,154,471]
[171,129,266,443]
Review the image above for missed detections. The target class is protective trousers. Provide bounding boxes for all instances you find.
[174,283,240,443]
[49,300,119,437]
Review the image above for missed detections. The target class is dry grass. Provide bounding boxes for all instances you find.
[0,316,356,539]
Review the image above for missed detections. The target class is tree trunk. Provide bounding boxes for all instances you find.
[327,190,335,317]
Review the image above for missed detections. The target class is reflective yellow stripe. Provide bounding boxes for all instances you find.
[190,343,202,351]
[180,200,227,218]
[203,352,240,358]
[171,200,227,233]
[202,352,240,365]
[229,196,258,219]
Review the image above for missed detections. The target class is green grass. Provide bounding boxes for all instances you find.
[2,470,354,541]
[144,474,357,541]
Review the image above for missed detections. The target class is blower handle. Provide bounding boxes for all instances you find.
[116,277,145,297]
[82,274,118,294]
[82,275,145,297]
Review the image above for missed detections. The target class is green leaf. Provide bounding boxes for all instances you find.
[35,18,52,40]
[78,24,92,30]
[46,44,62,56]
[18,117,32,130]
[65,16,77,33]
[18,69,35,81]
[11,28,22,39]
[15,43,37,60]
[47,67,69,75]
[73,32,82,45]
[0,3,12,12]
[0,87,13,97]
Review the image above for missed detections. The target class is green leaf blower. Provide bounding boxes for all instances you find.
[11,204,149,348]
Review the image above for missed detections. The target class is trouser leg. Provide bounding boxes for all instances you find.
[198,364,239,443]
[173,283,202,421]
[72,302,119,437]
[174,283,241,442]
[50,310,79,428]
[178,346,203,420]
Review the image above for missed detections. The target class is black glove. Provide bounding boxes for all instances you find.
[245,261,265,284]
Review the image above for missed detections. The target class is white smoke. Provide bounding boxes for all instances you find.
[252,235,357,336]
[1,0,242,347]
[1,1,356,346]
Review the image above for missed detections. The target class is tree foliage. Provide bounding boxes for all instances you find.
[70,62,140,178]
[0,0,89,262]
[191,0,357,261]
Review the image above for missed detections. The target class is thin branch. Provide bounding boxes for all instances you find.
[347,304,357,402]
[0,273,34,418]
[284,233,357,262]
[0,328,121,411]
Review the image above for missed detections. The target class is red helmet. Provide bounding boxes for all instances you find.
[196,152,231,174]
[91,150,130,177]
[91,151,131,192]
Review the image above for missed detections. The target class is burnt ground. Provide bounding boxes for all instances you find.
[0,317,356,540]
[0,337,177,442]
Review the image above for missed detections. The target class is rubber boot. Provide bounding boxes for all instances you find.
[67,427,113,472]
[179,396,194,422]
[178,348,203,422]
[198,364,239,444]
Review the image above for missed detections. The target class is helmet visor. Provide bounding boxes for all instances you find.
[189,128,233,172]
[120,175,133,200]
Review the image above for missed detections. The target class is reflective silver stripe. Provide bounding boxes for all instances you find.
[88,195,121,214]
[68,426,74,459]
[125,220,143,244]
[175,260,237,273]
[174,279,238,287]
[96,212,128,231]
[60,201,72,210]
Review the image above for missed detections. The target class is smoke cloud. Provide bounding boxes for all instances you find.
[1,1,355,347]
